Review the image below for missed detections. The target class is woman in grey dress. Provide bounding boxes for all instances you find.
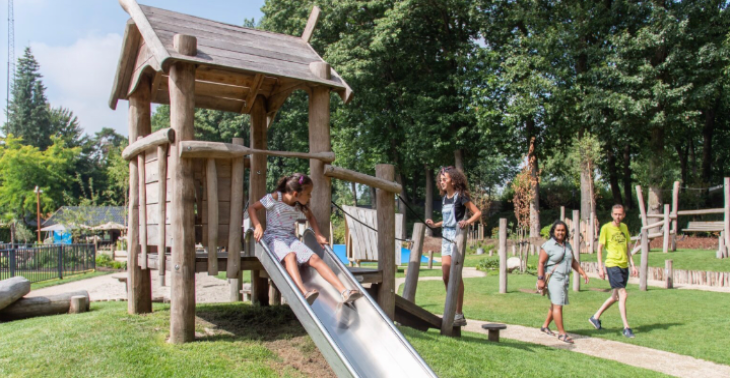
[537,221,589,343]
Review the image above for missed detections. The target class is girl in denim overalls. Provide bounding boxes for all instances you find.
[426,167,481,326]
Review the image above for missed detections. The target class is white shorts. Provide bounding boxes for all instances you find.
[266,237,315,265]
[441,227,458,256]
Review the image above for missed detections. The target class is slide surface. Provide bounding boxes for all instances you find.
[251,229,437,378]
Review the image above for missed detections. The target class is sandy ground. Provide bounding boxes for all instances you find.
[28,271,233,303]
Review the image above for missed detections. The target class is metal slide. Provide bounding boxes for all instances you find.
[248,229,437,378]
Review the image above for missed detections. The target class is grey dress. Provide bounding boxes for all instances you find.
[541,238,573,306]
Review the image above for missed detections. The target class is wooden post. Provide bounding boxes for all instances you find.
[662,204,670,253]
[137,142,148,270]
[560,206,565,222]
[428,251,434,269]
[127,74,152,315]
[168,34,197,343]
[586,211,594,254]
[69,295,87,314]
[157,144,168,286]
[724,178,729,258]
[665,260,673,289]
[636,185,648,227]
[228,138,245,302]
[376,164,396,320]
[719,232,726,259]
[249,95,269,306]
[572,210,581,292]
[640,230,649,291]
[206,159,219,276]
[499,218,507,294]
[441,228,466,337]
[308,63,332,239]
[671,181,679,251]
[402,223,426,302]
[269,282,282,306]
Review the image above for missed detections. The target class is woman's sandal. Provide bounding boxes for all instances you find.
[304,289,319,305]
[540,327,555,336]
[557,334,574,344]
[341,289,363,304]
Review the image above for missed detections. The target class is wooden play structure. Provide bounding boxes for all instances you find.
[110,0,456,349]
[341,205,404,266]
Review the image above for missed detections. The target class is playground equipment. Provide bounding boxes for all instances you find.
[341,205,404,266]
[109,1,450,374]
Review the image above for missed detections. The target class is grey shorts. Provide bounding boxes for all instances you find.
[606,266,629,289]
[266,237,315,265]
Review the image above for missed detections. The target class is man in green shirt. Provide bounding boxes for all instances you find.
[588,204,638,338]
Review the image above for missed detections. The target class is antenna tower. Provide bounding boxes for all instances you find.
[7,0,15,113]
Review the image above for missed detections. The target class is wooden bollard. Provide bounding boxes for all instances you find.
[428,251,434,269]
[499,218,507,294]
[640,230,649,291]
[402,223,426,302]
[573,210,581,292]
[69,295,87,314]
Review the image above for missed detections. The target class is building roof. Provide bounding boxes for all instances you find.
[42,207,126,229]
[109,0,352,120]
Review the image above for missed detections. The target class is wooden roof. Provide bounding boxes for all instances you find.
[109,0,352,118]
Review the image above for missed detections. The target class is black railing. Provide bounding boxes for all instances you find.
[0,244,96,284]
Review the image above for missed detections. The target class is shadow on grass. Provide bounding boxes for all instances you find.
[401,325,576,353]
[571,322,683,336]
[195,302,307,342]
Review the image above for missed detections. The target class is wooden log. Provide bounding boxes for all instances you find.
[676,208,725,216]
[118,0,169,72]
[308,82,332,241]
[663,204,670,253]
[122,128,175,160]
[269,282,282,306]
[719,232,726,260]
[227,138,245,301]
[402,223,426,302]
[69,295,87,314]
[138,145,148,269]
[323,165,402,194]
[0,277,31,311]
[157,144,168,286]
[499,218,507,294]
[671,181,679,251]
[640,230,649,291]
[127,74,152,315]
[206,159,219,276]
[301,6,321,43]
[641,221,665,231]
[441,228,466,336]
[168,34,197,344]
[560,206,565,221]
[573,210,581,292]
[636,185,648,227]
[178,140,336,162]
[376,164,396,320]
[0,290,90,321]
[249,95,269,306]
[428,251,434,269]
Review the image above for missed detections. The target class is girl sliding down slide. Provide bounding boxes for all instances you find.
[248,173,363,305]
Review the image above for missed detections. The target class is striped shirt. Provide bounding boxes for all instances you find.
[261,192,303,244]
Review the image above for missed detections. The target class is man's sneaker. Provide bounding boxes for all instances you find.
[623,328,635,338]
[588,316,602,330]
[453,313,467,327]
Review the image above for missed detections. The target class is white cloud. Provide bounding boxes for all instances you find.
[31,33,129,137]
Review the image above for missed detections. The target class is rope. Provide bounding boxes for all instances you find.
[397,195,456,244]
[330,201,410,242]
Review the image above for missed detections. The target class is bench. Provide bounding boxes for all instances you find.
[112,274,128,293]
[683,221,724,233]
[481,323,507,342]
[240,283,252,301]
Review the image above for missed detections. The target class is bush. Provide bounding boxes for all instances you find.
[96,254,126,270]
[475,258,499,272]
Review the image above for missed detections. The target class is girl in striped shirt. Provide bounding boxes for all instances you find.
[249,173,363,305]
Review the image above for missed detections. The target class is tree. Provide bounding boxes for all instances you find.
[49,106,85,148]
[3,48,53,150]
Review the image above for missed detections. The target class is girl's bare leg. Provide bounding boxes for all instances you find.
[307,254,346,293]
[283,252,308,294]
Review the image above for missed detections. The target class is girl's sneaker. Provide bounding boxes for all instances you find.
[341,289,363,304]
[453,313,467,326]
[304,289,319,305]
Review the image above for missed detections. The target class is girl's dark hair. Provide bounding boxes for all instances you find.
[438,166,471,199]
[275,173,312,194]
[549,220,570,241]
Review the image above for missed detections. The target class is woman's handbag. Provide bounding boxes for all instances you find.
[537,245,567,296]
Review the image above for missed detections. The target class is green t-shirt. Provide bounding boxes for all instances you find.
[599,222,631,268]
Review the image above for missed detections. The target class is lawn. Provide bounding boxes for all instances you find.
[411,273,730,366]
[580,248,730,272]
[0,301,668,378]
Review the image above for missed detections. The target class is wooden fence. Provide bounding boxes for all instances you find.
[581,262,730,288]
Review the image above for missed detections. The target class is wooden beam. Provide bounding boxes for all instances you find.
[206,159,219,276]
[301,6,321,43]
[441,225,466,336]
[249,95,269,306]
[157,144,168,286]
[138,141,148,270]
[242,74,265,113]
[676,208,725,216]
[323,165,402,193]
[636,186,648,227]
[663,204,670,253]
[671,181,680,251]
[179,140,335,162]
[109,20,142,110]
[123,128,175,160]
[118,0,169,71]
[376,164,396,320]
[725,178,730,257]
[402,223,426,302]
[227,138,245,301]
[168,34,197,344]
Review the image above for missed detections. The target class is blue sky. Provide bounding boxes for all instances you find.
[1,0,266,137]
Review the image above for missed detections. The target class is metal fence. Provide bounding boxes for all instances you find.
[0,244,96,283]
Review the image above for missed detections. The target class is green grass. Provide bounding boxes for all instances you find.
[216,270,252,283]
[0,301,668,378]
[411,273,730,365]
[580,248,730,272]
[29,270,114,290]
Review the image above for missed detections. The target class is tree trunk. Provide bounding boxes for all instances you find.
[675,144,688,187]
[370,186,377,210]
[526,121,540,238]
[424,165,434,237]
[454,149,465,171]
[10,222,15,245]
[623,144,634,210]
[647,126,664,233]
[0,290,90,321]
[690,139,697,182]
[607,147,622,205]
[0,277,31,311]
[701,104,716,184]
